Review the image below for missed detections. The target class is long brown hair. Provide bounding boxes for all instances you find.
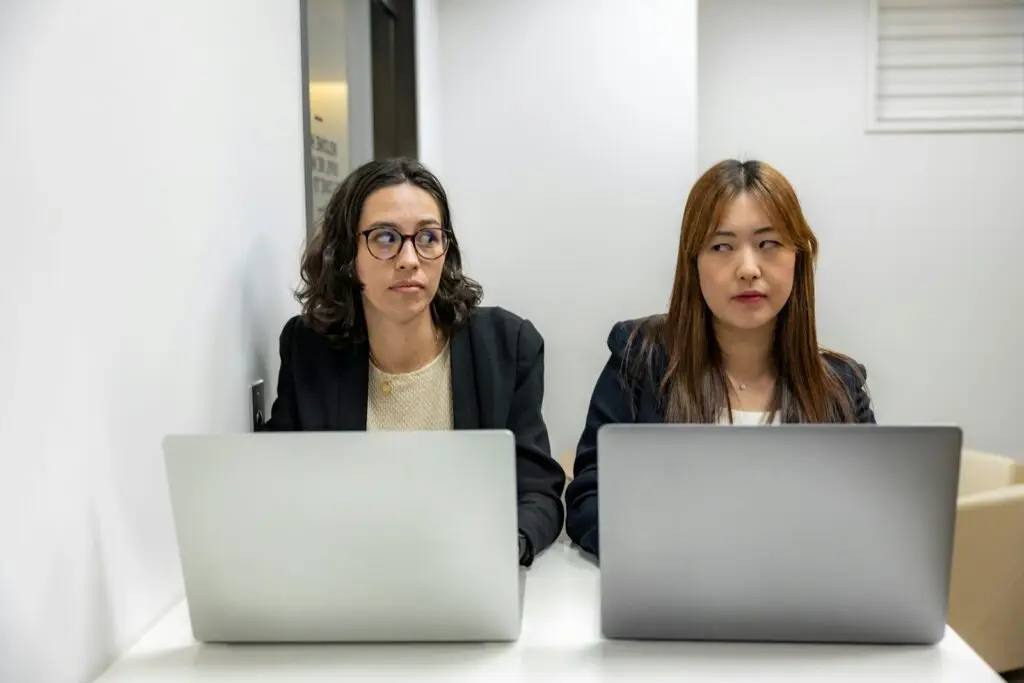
[626,159,857,423]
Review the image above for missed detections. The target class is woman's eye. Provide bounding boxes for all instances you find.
[374,230,399,245]
[710,243,732,252]
[760,240,782,249]
[416,230,440,244]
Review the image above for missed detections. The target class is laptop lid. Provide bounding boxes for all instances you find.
[163,430,522,643]
[597,424,962,644]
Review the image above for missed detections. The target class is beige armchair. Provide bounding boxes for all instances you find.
[557,451,574,541]
[949,450,1024,674]
[558,450,574,483]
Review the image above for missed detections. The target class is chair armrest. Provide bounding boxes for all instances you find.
[959,450,1018,496]
[959,484,1024,509]
[949,483,1024,672]
[557,450,574,482]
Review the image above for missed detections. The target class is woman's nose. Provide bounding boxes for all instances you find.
[394,239,420,268]
[736,245,761,280]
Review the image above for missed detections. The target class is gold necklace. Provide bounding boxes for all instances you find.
[727,375,749,392]
[370,334,444,397]
[369,351,393,395]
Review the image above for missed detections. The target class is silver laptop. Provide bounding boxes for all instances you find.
[597,424,962,645]
[163,430,523,643]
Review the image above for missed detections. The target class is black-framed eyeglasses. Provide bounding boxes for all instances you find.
[360,226,451,261]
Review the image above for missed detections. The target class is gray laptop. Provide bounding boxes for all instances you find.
[163,430,523,643]
[597,424,962,645]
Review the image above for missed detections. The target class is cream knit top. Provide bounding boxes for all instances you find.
[366,344,454,431]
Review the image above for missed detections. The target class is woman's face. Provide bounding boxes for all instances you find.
[696,192,796,333]
[355,183,448,326]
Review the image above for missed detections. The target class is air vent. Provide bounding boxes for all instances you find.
[867,0,1024,132]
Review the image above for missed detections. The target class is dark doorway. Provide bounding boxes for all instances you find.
[370,0,418,159]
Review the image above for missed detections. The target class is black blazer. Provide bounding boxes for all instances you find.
[564,319,877,558]
[265,306,566,565]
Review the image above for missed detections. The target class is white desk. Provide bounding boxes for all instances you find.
[95,543,1001,682]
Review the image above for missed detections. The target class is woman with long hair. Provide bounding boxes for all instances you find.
[266,157,565,566]
[564,159,875,557]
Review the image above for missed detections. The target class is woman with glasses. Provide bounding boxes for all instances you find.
[265,157,565,566]
[564,159,876,558]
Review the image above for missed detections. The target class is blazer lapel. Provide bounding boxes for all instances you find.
[449,325,480,429]
[332,342,370,431]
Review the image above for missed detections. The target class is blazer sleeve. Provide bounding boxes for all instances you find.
[824,353,876,424]
[509,320,566,566]
[264,316,300,431]
[849,362,876,424]
[564,322,639,558]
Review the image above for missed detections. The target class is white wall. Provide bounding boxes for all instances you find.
[432,0,698,455]
[0,1,305,681]
[699,0,1024,458]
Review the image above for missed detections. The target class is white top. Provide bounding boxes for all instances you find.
[721,410,782,426]
[94,543,1000,683]
[366,344,454,431]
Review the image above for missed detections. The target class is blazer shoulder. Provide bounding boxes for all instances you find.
[278,314,302,348]
[278,314,342,356]
[468,305,526,330]
[279,314,311,343]
[467,306,541,347]
[822,350,868,391]
[606,314,666,363]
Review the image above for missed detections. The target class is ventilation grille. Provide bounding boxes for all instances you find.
[868,0,1024,132]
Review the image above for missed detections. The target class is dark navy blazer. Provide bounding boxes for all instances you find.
[564,319,877,558]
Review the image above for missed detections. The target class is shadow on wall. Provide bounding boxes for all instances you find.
[203,251,264,432]
[242,235,274,412]
[79,497,121,680]
[226,232,301,429]
[0,492,119,683]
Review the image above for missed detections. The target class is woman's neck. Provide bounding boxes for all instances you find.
[365,309,443,374]
[715,321,775,386]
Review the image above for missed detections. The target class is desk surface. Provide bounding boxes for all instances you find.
[95,543,1001,682]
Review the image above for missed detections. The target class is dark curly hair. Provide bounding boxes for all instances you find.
[296,157,483,345]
